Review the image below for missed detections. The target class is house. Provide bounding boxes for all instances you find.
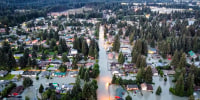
[62,84,74,91]
[152,68,158,76]
[126,85,139,91]
[108,53,114,59]
[141,83,147,90]
[22,71,37,77]
[70,71,78,77]
[0,28,6,34]
[9,86,24,96]
[70,49,78,55]
[148,48,157,54]
[85,62,94,68]
[0,70,8,77]
[188,50,197,59]
[53,72,66,77]
[40,71,51,77]
[141,83,153,91]
[194,86,200,91]
[11,71,24,75]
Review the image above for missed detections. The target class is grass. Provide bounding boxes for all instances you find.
[14,56,20,60]
[0,74,15,80]
[49,65,54,67]
[49,52,55,55]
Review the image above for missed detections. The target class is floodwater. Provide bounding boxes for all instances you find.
[123,76,189,100]
[16,73,76,100]
[97,26,115,100]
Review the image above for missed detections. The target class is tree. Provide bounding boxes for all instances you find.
[19,56,26,68]
[136,68,144,83]
[82,83,92,99]
[84,70,90,82]
[32,50,37,59]
[175,73,184,96]
[27,57,32,67]
[188,95,195,100]
[7,49,16,70]
[145,66,153,83]
[186,73,194,96]
[112,75,117,84]
[118,28,123,36]
[59,64,67,72]
[39,84,44,93]
[178,53,186,69]
[112,34,120,52]
[82,40,89,56]
[62,53,69,62]
[126,95,132,100]
[25,96,30,100]
[118,52,125,64]
[156,86,162,95]
[171,50,179,69]
[91,63,100,78]
[41,51,46,60]
[50,92,56,100]
[23,77,33,88]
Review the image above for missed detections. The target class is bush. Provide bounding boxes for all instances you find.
[126,95,132,100]
[25,96,30,100]
[36,76,39,80]
[169,87,175,94]
[164,77,167,81]
[156,86,162,95]
[23,77,33,88]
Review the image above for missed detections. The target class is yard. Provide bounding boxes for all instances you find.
[0,74,15,80]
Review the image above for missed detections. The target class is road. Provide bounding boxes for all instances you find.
[97,26,113,100]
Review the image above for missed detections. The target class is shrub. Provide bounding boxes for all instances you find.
[164,77,167,81]
[156,86,162,95]
[169,87,175,94]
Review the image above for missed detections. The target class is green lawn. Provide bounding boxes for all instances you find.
[49,65,54,67]
[14,56,20,60]
[0,74,15,80]
[49,52,55,55]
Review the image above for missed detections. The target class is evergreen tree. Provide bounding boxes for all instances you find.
[156,86,162,95]
[118,28,123,36]
[84,70,90,82]
[145,66,153,83]
[112,35,120,52]
[27,57,32,67]
[62,53,69,62]
[23,77,33,88]
[178,53,186,69]
[175,73,184,96]
[131,50,138,63]
[41,51,46,60]
[39,84,44,93]
[7,49,16,70]
[126,95,132,100]
[118,52,125,64]
[112,75,117,84]
[19,56,26,68]
[171,50,179,68]
[82,40,89,56]
[32,50,37,59]
[186,73,194,96]
[136,68,144,83]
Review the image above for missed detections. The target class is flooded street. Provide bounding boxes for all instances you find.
[97,26,114,100]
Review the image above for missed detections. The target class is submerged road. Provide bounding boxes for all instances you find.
[97,26,113,100]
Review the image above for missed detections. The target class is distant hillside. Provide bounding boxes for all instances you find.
[0,0,174,8]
